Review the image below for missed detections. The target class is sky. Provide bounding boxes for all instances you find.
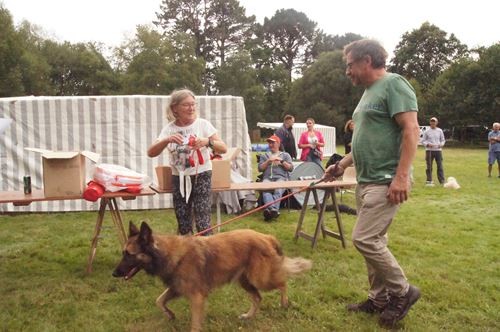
[2,0,498,56]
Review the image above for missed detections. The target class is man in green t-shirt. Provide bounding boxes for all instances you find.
[323,39,421,328]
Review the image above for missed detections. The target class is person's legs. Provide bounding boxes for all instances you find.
[352,184,408,299]
[261,178,274,206]
[488,151,495,177]
[269,188,285,211]
[191,172,213,235]
[435,151,445,184]
[425,150,433,182]
[172,175,193,235]
[352,184,419,327]
[261,179,275,220]
[496,152,500,177]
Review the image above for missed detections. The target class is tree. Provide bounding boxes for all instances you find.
[426,43,500,128]
[261,9,317,82]
[116,27,205,95]
[155,0,211,60]
[308,32,363,62]
[0,6,24,96]
[16,20,54,95]
[287,51,363,130]
[207,0,255,67]
[389,22,468,90]
[214,51,266,128]
[41,41,117,96]
[154,0,256,91]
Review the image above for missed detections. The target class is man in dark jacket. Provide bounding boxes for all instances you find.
[275,114,297,160]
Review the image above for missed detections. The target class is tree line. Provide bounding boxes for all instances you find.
[1,1,498,138]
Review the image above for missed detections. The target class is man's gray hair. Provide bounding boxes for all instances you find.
[343,39,388,69]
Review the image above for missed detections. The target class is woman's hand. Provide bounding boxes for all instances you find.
[168,133,184,145]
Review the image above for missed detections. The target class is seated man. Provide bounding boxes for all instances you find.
[258,135,294,221]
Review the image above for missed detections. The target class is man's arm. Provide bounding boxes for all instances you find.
[388,111,420,204]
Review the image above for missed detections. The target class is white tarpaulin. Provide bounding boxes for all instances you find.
[257,122,336,157]
[0,95,252,212]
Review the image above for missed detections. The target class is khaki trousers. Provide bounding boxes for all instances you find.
[353,184,409,306]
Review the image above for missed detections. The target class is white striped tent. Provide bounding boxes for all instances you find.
[0,95,252,212]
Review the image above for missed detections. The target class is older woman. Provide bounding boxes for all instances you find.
[298,118,325,166]
[148,89,227,235]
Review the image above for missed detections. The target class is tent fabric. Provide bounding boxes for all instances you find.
[0,95,252,212]
[257,122,336,157]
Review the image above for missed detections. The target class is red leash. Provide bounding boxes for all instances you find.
[194,178,326,236]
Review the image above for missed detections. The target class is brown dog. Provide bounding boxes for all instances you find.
[113,222,312,332]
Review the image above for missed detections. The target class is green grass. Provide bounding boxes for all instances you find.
[1,147,499,331]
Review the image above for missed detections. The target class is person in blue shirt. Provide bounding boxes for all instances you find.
[488,122,500,177]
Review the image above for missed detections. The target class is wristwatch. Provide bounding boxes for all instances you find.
[207,139,214,149]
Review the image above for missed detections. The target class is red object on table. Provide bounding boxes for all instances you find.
[83,181,105,202]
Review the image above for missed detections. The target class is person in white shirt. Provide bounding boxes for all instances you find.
[147,89,227,235]
[421,117,446,185]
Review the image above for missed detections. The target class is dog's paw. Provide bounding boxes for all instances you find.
[239,313,254,320]
[163,309,176,321]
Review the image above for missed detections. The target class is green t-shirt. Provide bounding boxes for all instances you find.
[352,73,418,184]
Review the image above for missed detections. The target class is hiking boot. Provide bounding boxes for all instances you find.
[379,285,421,328]
[347,299,386,314]
[270,209,280,219]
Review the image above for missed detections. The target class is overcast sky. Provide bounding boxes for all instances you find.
[2,0,498,56]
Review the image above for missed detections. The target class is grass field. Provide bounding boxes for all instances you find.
[1,147,499,331]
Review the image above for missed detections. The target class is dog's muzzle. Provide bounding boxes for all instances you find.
[112,266,140,280]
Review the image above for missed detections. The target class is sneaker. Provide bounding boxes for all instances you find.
[425,181,435,187]
[379,285,421,328]
[270,210,280,219]
[263,209,272,222]
[347,299,386,314]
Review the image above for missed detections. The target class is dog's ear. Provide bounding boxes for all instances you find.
[129,222,140,236]
[139,221,153,245]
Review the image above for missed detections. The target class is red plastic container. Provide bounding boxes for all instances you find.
[83,181,105,202]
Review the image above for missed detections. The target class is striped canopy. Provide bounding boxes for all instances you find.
[0,95,251,212]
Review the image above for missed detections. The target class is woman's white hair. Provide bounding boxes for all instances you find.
[166,89,196,121]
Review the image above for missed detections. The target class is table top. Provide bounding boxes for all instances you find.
[151,179,356,194]
[0,188,156,206]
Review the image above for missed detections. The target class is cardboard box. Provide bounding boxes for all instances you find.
[211,147,241,189]
[155,166,173,191]
[211,159,231,188]
[26,148,99,197]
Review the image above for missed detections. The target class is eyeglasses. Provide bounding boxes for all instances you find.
[346,56,367,70]
[179,103,196,109]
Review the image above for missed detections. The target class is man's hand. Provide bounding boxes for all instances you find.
[387,175,410,204]
[323,162,344,182]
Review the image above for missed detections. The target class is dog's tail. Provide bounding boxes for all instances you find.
[283,257,312,276]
